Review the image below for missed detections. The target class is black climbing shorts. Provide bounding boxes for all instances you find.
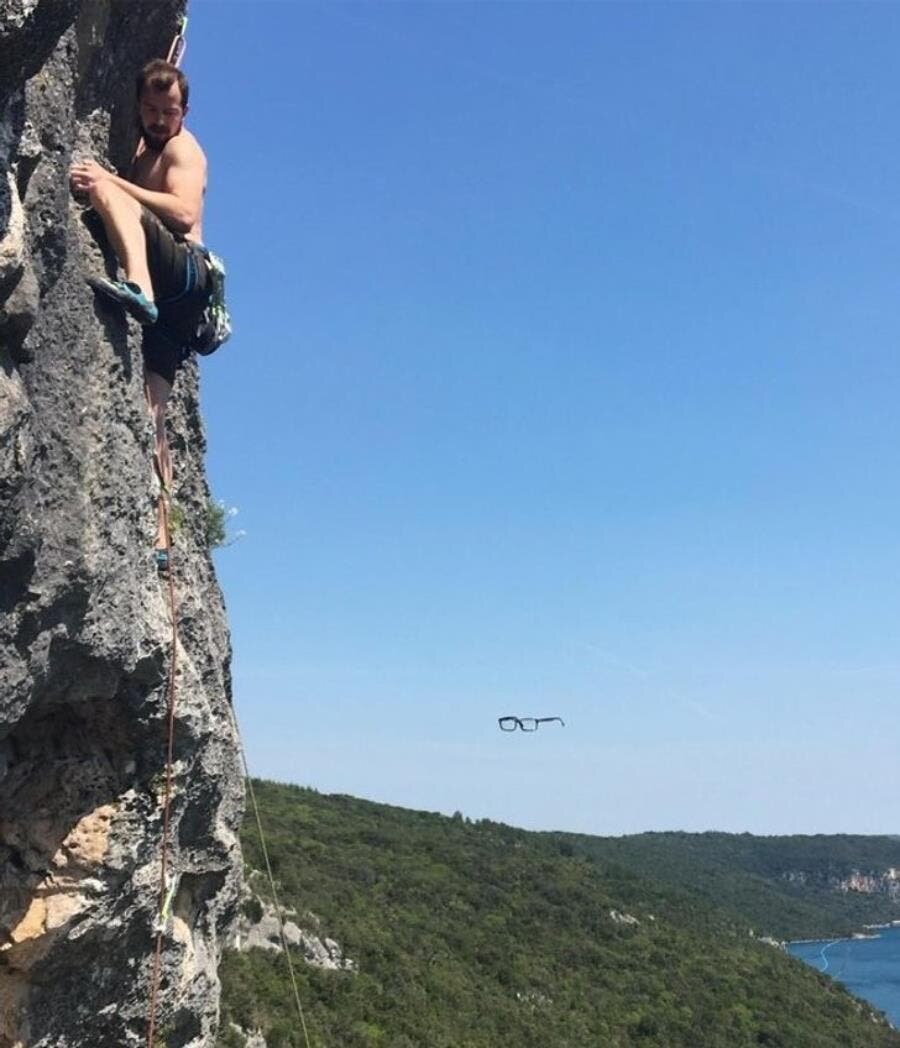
[140,206,210,385]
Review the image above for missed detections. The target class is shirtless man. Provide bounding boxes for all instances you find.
[70,59,208,571]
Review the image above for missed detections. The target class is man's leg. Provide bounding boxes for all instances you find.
[90,181,154,303]
[145,367,173,549]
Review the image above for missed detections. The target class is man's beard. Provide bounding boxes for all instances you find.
[141,120,182,152]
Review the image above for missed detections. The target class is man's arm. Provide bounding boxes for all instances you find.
[70,139,205,236]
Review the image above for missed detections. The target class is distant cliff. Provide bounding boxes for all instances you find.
[559,830,900,940]
[0,3,243,1046]
[783,867,900,899]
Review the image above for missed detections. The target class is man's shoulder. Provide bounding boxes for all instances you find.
[165,129,207,169]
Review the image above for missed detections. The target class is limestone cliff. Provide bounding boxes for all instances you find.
[782,868,900,900]
[0,2,244,1046]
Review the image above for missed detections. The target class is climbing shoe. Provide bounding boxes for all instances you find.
[87,276,158,325]
[154,548,170,574]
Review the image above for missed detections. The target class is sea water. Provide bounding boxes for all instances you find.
[787,926,900,1028]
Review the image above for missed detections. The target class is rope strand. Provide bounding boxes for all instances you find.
[146,492,179,1048]
[230,711,316,1048]
[144,478,315,1048]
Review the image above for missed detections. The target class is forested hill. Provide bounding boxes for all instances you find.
[557,831,900,941]
[218,783,900,1048]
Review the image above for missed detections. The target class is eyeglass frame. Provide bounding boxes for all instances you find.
[498,716,565,732]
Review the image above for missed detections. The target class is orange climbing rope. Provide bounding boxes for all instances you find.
[145,490,179,1048]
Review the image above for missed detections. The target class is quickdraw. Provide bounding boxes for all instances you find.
[166,16,188,68]
[152,871,180,937]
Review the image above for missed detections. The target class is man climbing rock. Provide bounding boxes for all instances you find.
[69,59,209,572]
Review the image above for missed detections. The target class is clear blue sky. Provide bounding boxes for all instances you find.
[188,1,900,836]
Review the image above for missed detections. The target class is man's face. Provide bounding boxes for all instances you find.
[139,83,185,151]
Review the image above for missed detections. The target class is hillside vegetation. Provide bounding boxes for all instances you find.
[217,784,900,1048]
[560,831,900,941]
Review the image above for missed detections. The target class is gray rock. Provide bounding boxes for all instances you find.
[0,4,244,1047]
[0,171,25,288]
[228,1023,268,1048]
[233,891,357,972]
[608,909,640,926]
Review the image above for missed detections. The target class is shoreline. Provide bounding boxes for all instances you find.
[786,933,900,1033]
[787,924,899,946]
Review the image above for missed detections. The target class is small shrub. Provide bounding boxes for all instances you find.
[167,502,185,537]
[243,895,265,923]
[204,498,244,550]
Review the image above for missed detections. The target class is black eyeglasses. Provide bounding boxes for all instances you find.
[498,716,565,732]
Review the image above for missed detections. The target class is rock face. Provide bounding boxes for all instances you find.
[0,3,244,1046]
[782,868,900,900]
[838,869,900,898]
[233,886,356,972]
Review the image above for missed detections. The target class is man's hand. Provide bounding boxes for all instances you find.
[69,159,112,195]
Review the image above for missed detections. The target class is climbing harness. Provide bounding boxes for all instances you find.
[190,247,232,356]
[166,16,188,68]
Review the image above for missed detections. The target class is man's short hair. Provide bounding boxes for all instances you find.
[136,59,189,108]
